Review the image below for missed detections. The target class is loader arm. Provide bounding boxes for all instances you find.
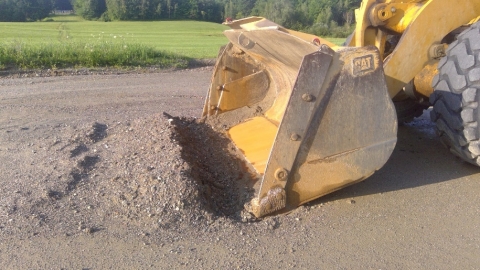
[351,0,480,99]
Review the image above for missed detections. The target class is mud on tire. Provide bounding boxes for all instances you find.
[430,22,480,165]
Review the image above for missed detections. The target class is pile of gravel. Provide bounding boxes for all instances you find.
[1,113,261,239]
[169,114,258,219]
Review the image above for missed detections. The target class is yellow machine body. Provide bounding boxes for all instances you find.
[203,0,480,217]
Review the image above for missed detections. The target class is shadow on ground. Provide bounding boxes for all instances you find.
[315,110,480,203]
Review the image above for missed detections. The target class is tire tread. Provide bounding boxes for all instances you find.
[431,22,480,166]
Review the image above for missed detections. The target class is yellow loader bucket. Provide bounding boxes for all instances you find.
[203,17,397,217]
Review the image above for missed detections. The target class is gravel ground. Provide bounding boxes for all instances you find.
[0,68,479,269]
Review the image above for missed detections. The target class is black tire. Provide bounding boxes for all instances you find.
[430,21,480,165]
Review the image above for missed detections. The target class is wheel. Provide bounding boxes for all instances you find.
[430,21,480,165]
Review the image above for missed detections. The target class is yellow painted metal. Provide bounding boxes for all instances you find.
[351,0,480,98]
[413,61,438,98]
[204,18,397,217]
[221,25,319,123]
[223,16,336,48]
[353,0,378,47]
[369,2,423,34]
[202,0,480,217]
[203,17,321,176]
[469,15,480,25]
[215,70,269,113]
[383,0,480,98]
[250,46,397,216]
[227,117,277,175]
[284,29,336,48]
[353,1,424,47]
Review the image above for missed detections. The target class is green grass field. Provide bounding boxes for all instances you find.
[1,15,229,59]
[0,15,344,69]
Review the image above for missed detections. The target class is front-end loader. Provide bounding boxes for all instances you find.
[202,0,480,218]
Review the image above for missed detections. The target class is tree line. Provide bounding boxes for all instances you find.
[73,0,225,22]
[0,0,362,37]
[0,0,54,21]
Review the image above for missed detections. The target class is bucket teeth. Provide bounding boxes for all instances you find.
[246,187,286,218]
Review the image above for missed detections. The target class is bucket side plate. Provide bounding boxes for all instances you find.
[249,46,398,217]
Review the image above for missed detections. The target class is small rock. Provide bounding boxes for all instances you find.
[347,199,356,204]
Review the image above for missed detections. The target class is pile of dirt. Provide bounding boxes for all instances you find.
[1,112,265,240]
[168,114,258,219]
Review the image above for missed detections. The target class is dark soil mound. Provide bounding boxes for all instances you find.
[167,114,257,219]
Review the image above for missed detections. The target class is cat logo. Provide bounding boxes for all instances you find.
[352,54,375,76]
